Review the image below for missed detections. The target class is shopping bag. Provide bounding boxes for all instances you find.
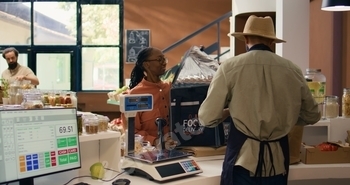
[288,125,304,164]
[170,85,229,147]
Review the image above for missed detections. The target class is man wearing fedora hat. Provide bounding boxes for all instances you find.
[198,15,320,185]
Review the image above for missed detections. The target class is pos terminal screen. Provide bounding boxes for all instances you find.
[0,108,81,184]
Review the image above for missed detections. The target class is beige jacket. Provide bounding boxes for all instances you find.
[198,50,320,176]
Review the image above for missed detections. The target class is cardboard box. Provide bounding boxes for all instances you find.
[301,145,350,164]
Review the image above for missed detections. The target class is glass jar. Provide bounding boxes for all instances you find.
[342,88,350,118]
[324,96,339,119]
[77,114,83,136]
[70,91,78,108]
[54,93,61,106]
[15,89,23,105]
[305,68,326,104]
[41,92,50,105]
[64,93,73,107]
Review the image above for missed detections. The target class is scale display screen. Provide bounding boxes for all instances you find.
[121,94,153,112]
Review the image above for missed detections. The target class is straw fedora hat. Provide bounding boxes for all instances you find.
[230,15,286,43]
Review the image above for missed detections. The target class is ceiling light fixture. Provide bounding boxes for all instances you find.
[321,0,350,11]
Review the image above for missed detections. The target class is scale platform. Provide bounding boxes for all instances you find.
[122,149,203,182]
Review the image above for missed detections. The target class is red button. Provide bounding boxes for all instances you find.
[68,148,77,153]
[58,149,67,155]
[50,151,56,156]
[52,162,56,167]
[51,157,56,163]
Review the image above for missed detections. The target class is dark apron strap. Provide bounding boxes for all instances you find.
[221,124,290,185]
[220,124,249,185]
[246,135,289,178]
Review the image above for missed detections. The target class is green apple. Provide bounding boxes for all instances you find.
[90,162,105,180]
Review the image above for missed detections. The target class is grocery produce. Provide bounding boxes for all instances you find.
[317,142,338,151]
[90,162,105,179]
[107,86,129,101]
[307,81,325,104]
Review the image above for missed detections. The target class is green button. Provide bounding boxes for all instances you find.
[69,153,79,163]
[58,155,69,165]
[45,158,51,167]
[67,137,77,147]
[45,152,50,158]
[57,138,67,148]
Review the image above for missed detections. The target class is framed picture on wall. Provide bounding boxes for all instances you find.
[125,29,150,64]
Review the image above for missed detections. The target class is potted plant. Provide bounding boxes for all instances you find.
[1,79,9,104]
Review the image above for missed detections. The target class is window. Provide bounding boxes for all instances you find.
[82,47,120,90]
[0,2,31,45]
[81,4,120,45]
[0,0,124,91]
[33,2,77,45]
[81,3,121,90]
[36,53,71,90]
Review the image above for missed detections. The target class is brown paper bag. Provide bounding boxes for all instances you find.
[288,125,304,164]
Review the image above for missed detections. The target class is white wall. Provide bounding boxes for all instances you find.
[275,0,310,74]
[230,0,276,57]
[230,0,309,72]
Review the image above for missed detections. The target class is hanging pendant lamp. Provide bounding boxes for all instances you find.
[321,0,350,11]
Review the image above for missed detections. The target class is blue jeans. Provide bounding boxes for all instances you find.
[231,166,287,185]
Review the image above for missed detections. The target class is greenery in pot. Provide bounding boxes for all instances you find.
[1,79,9,98]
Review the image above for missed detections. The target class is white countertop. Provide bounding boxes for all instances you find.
[58,155,350,185]
[27,155,350,185]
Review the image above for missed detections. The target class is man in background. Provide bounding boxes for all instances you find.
[1,47,39,85]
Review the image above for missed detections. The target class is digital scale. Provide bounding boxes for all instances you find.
[119,94,203,182]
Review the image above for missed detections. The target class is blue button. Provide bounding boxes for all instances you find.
[26,161,32,166]
[27,166,32,171]
[32,154,38,159]
[33,160,38,165]
[26,155,31,160]
[33,165,39,170]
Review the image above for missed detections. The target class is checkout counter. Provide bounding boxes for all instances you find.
[5,120,348,185]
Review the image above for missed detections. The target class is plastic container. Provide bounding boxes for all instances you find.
[342,88,350,118]
[84,115,99,134]
[22,92,44,109]
[97,115,109,132]
[305,68,326,104]
[134,134,143,155]
[324,95,339,119]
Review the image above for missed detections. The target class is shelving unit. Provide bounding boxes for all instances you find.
[79,130,120,142]
[34,131,122,185]
[79,131,121,174]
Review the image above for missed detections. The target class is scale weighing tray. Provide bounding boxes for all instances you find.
[123,150,203,181]
[126,149,191,163]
